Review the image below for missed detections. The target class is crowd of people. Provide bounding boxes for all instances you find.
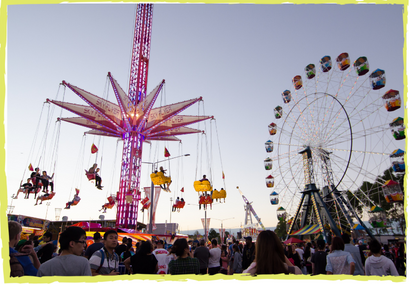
[8,220,405,277]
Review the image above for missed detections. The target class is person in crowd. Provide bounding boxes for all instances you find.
[342,233,365,275]
[193,239,210,274]
[295,243,304,262]
[37,226,91,276]
[9,221,40,276]
[120,242,135,263]
[168,238,200,275]
[288,244,302,269]
[311,239,327,275]
[36,232,55,264]
[208,239,221,275]
[220,244,229,275]
[89,230,120,275]
[85,232,104,259]
[383,244,396,265]
[242,236,255,271]
[125,240,158,274]
[358,240,367,266]
[231,244,242,274]
[40,171,54,193]
[365,239,399,276]
[152,240,170,274]
[115,237,128,261]
[304,242,313,274]
[326,236,355,275]
[243,230,301,275]
[396,243,405,275]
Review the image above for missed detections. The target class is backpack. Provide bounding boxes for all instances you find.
[96,249,106,273]
[10,252,28,277]
[96,249,118,274]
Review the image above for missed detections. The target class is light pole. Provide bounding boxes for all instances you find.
[142,154,190,234]
[213,217,234,244]
[169,197,173,234]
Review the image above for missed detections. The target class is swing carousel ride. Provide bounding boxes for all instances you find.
[12,4,215,230]
[265,54,405,242]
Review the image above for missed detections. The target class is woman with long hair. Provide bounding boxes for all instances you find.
[168,238,200,275]
[288,244,302,270]
[243,230,301,275]
[304,242,312,274]
[124,240,158,274]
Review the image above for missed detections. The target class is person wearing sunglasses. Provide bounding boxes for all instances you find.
[37,226,91,276]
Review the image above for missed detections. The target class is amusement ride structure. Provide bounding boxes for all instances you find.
[265,54,405,241]
[47,4,212,229]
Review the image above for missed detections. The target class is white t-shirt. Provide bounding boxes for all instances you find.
[295,248,304,260]
[152,248,170,274]
[208,247,221,268]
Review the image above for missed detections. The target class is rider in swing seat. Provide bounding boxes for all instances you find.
[30,167,41,191]
[159,166,171,192]
[65,190,81,209]
[40,171,54,193]
[87,164,103,189]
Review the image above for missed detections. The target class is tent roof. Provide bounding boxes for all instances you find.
[290,224,322,236]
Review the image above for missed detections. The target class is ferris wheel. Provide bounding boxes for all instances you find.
[265,53,405,238]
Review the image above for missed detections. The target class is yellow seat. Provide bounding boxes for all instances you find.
[194,180,212,192]
[219,189,226,199]
[150,172,171,185]
[212,190,220,199]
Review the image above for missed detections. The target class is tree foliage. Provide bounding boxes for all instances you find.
[274,218,288,240]
[347,167,405,234]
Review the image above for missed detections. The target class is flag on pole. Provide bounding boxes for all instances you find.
[222,171,225,179]
[164,147,171,158]
[91,143,98,154]
[28,163,34,171]
[180,187,184,192]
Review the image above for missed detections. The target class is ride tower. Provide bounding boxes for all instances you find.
[49,4,213,229]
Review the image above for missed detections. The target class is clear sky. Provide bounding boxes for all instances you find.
[5,3,407,235]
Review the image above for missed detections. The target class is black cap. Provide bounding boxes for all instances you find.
[156,240,164,245]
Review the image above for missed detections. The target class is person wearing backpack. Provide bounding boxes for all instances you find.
[9,221,40,277]
[89,230,120,275]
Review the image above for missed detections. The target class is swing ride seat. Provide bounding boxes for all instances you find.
[173,201,185,209]
[194,180,212,192]
[72,200,80,206]
[199,196,213,204]
[104,203,115,209]
[150,172,171,185]
[212,189,226,200]
[85,170,96,181]
[41,192,56,201]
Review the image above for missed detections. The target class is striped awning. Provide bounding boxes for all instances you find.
[291,224,322,235]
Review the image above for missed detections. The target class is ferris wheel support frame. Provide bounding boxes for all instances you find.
[286,147,341,242]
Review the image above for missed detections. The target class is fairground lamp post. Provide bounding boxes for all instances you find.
[213,217,234,244]
[142,153,190,234]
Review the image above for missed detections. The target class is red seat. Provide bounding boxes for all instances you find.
[85,170,96,181]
